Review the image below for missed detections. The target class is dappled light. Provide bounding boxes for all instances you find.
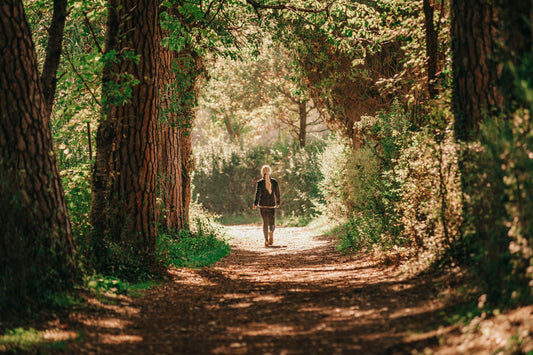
[1,0,533,353]
[56,226,454,353]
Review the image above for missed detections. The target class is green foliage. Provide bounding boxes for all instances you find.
[92,239,155,282]
[320,99,462,261]
[0,327,66,353]
[319,104,416,252]
[61,163,92,247]
[158,211,230,268]
[267,0,439,139]
[337,214,384,253]
[193,139,325,221]
[457,111,533,305]
[160,0,261,59]
[443,301,484,326]
[85,275,128,295]
[198,35,326,145]
[51,0,105,166]
[218,211,262,226]
[317,134,352,219]
[394,110,462,262]
[84,274,159,299]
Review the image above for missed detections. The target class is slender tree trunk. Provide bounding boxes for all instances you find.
[223,112,239,141]
[91,0,118,258]
[298,100,307,147]
[451,0,503,140]
[174,48,203,229]
[91,0,160,265]
[180,128,193,227]
[423,0,438,98]
[41,0,67,121]
[158,24,185,231]
[0,0,74,310]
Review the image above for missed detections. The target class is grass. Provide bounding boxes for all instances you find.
[0,328,44,352]
[0,327,71,353]
[83,274,163,302]
[158,219,231,268]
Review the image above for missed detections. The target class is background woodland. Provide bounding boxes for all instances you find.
[1,0,532,336]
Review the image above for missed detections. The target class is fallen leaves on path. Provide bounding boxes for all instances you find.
[60,225,531,354]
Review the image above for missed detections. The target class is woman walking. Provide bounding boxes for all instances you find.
[253,165,281,246]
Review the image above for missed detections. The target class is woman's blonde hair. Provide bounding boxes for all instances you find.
[262,165,272,194]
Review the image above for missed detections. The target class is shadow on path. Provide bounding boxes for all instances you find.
[65,226,452,354]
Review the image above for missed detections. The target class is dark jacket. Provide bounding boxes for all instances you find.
[254,178,280,207]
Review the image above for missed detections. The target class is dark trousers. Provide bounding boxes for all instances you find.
[260,208,276,239]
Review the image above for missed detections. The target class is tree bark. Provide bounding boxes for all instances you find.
[92,1,202,259]
[298,100,307,147]
[90,0,118,258]
[41,0,68,121]
[180,128,193,227]
[174,47,203,229]
[158,25,185,231]
[0,0,74,309]
[91,0,160,264]
[451,0,503,140]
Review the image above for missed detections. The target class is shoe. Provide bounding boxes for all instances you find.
[265,241,269,247]
[268,231,274,245]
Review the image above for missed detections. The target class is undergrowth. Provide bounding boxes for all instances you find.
[158,216,231,268]
[0,327,68,353]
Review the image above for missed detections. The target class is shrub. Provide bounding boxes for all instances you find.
[319,103,413,252]
[337,213,383,253]
[394,123,462,263]
[192,139,325,222]
[459,111,533,305]
[157,202,231,268]
[61,163,92,265]
[317,134,353,221]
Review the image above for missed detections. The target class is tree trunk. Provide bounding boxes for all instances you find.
[0,0,74,311]
[91,0,160,265]
[158,26,185,231]
[41,0,67,121]
[298,100,307,147]
[90,0,118,260]
[223,112,239,141]
[451,0,503,140]
[93,1,202,254]
[423,0,438,98]
[174,48,203,229]
[180,128,193,227]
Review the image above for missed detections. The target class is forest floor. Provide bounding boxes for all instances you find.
[30,225,533,354]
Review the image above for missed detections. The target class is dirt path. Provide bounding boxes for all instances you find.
[65,225,449,354]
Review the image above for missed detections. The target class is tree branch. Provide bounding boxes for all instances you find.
[64,47,101,107]
[245,0,332,14]
[83,11,104,54]
[277,87,301,104]
[204,0,226,28]
[308,127,330,133]
[277,115,299,130]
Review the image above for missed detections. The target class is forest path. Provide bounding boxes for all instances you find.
[67,225,449,354]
